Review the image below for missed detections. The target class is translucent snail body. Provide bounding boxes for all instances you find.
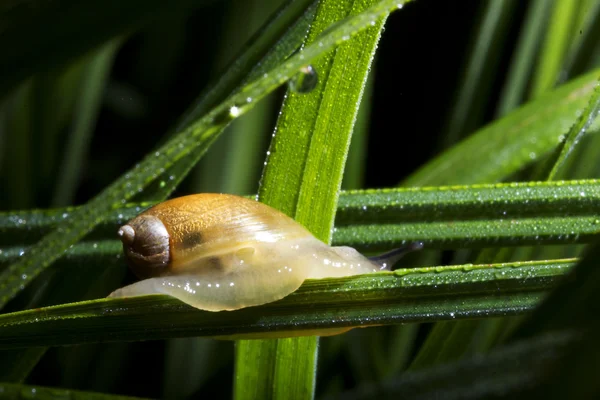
[108,193,409,312]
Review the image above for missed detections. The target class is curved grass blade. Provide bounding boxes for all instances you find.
[530,0,581,98]
[495,0,553,117]
[0,259,573,350]
[562,0,600,79]
[442,0,517,147]
[547,79,600,180]
[403,69,600,186]
[0,0,407,310]
[52,40,121,206]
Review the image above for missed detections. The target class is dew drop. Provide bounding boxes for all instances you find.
[288,65,318,93]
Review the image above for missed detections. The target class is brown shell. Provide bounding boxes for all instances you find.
[123,194,313,276]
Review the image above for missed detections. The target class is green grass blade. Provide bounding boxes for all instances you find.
[3,179,600,254]
[0,0,404,310]
[403,69,600,186]
[0,259,572,350]
[174,0,317,130]
[530,0,580,97]
[547,79,600,180]
[442,1,517,146]
[408,320,481,371]
[52,40,121,206]
[563,0,600,78]
[495,0,553,116]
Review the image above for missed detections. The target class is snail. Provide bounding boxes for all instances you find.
[108,193,421,312]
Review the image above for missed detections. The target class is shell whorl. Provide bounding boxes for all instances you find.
[118,214,171,279]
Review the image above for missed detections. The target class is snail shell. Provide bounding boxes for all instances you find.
[108,193,385,312]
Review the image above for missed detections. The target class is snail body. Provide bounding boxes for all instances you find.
[108,193,397,312]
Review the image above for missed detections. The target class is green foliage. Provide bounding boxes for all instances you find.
[1,0,600,399]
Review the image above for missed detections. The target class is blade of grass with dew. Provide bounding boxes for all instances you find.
[0,0,214,97]
[442,0,517,147]
[495,0,553,117]
[0,0,407,310]
[0,258,573,350]
[3,179,600,256]
[530,0,580,98]
[403,69,600,187]
[547,78,600,180]
[235,0,403,398]
[52,39,122,206]
[175,0,317,130]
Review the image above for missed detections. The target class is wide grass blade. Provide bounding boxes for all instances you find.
[0,258,573,350]
[547,79,600,180]
[404,69,600,186]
